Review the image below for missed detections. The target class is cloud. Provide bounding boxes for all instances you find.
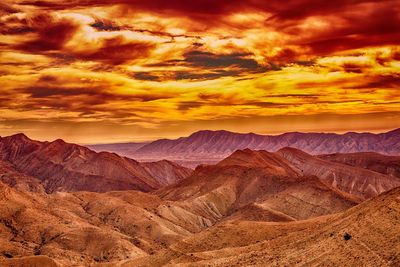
[5,13,156,65]
[18,0,383,18]
[132,70,243,81]
[19,0,241,16]
[174,70,241,80]
[74,36,156,65]
[90,20,121,31]
[132,50,271,81]
[290,2,400,55]
[19,84,173,102]
[9,1,400,62]
[132,72,161,81]
[15,14,79,52]
[0,12,34,35]
[1,0,400,142]
[6,74,175,119]
[183,51,260,69]
[0,2,20,14]
[352,75,400,89]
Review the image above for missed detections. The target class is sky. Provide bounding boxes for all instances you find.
[0,0,400,144]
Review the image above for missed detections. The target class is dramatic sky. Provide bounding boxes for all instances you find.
[1,0,400,143]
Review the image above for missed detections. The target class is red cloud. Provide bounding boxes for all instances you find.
[10,13,155,65]
[75,36,155,65]
[14,14,79,52]
[18,0,400,59]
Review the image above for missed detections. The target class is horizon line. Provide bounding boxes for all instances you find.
[2,127,399,146]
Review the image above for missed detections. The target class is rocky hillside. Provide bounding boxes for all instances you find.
[124,186,400,266]
[0,134,191,193]
[277,147,400,199]
[320,152,400,178]
[0,146,399,266]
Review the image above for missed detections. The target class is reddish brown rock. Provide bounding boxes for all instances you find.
[320,152,400,178]
[277,147,400,199]
[0,134,191,193]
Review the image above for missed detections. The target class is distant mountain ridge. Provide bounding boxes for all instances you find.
[89,128,400,167]
[87,142,148,157]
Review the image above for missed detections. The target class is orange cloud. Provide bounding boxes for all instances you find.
[0,0,399,142]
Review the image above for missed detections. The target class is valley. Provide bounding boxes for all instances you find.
[0,132,399,266]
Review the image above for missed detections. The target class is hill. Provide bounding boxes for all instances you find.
[0,134,191,193]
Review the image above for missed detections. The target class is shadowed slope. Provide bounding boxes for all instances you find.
[141,160,192,186]
[277,147,400,199]
[320,152,400,178]
[118,186,400,267]
[0,181,203,265]
[0,160,44,193]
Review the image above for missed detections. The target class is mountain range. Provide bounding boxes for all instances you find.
[0,133,399,266]
[88,128,400,167]
[0,133,191,193]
